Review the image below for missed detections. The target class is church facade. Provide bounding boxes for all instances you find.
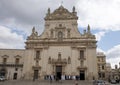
[0,6,98,80]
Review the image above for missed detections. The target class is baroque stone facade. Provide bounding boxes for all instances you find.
[0,6,98,80]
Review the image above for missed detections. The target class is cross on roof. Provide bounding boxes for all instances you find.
[61,1,63,6]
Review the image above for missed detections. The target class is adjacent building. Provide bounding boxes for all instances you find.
[111,64,120,81]
[97,52,106,80]
[0,49,25,80]
[105,63,112,81]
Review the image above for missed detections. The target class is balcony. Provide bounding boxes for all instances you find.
[78,56,86,60]
[32,65,41,70]
[51,58,67,65]
[0,62,23,67]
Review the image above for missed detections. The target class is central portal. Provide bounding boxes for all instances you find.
[33,70,39,80]
[56,66,62,80]
[80,70,85,80]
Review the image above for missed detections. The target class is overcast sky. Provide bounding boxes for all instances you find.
[0,0,120,68]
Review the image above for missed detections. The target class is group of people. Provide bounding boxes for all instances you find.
[44,75,80,81]
[44,75,78,85]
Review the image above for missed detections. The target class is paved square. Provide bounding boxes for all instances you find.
[0,80,118,85]
[0,80,93,85]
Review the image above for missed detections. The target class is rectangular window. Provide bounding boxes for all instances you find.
[36,51,40,59]
[67,30,70,38]
[102,73,105,78]
[80,50,84,59]
[99,73,101,78]
[15,58,20,64]
[102,65,104,70]
[3,58,7,63]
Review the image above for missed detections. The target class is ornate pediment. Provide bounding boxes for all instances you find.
[2,55,9,58]
[45,5,78,20]
[14,55,22,58]
[32,65,41,70]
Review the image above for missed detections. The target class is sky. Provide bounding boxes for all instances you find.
[0,0,120,68]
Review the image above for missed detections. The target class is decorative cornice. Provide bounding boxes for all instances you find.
[2,55,9,58]
[25,39,97,49]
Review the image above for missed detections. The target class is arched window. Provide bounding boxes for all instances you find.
[68,57,71,64]
[3,58,7,64]
[48,57,51,64]
[15,58,20,64]
[67,30,70,38]
[80,50,84,59]
[51,30,53,38]
[58,31,63,40]
[36,51,40,59]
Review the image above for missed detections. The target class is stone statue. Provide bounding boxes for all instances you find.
[73,6,75,13]
[29,26,38,38]
[48,8,50,15]
[32,26,35,33]
[87,24,91,34]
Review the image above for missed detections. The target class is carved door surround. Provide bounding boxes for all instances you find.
[49,52,67,75]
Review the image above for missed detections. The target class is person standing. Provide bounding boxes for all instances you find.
[50,75,52,83]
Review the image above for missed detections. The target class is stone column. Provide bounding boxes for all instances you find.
[52,65,55,75]
[62,65,65,75]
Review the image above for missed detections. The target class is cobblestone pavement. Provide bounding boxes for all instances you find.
[0,80,117,85]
